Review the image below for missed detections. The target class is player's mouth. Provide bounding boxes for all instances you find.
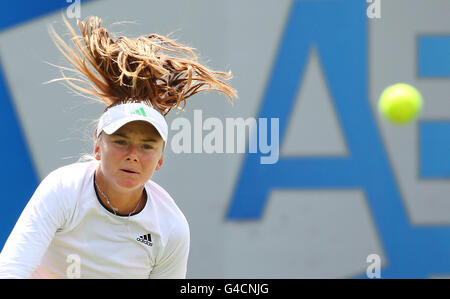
[120,169,139,175]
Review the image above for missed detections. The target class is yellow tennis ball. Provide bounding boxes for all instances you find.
[378,83,423,124]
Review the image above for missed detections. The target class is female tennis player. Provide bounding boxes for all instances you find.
[0,16,236,278]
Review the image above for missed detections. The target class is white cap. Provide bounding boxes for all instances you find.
[96,103,168,142]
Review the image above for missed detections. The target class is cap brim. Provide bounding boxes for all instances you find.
[101,116,167,142]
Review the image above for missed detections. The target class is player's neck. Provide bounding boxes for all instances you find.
[94,169,146,216]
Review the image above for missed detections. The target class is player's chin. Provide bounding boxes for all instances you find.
[116,180,143,190]
[116,173,144,189]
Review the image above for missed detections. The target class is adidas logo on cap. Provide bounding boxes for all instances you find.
[131,107,147,117]
[137,233,153,247]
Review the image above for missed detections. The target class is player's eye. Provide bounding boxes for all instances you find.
[143,144,153,150]
[114,140,127,145]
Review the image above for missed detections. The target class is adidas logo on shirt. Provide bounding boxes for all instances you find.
[137,234,153,247]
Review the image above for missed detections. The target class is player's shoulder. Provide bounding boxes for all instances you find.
[44,159,97,189]
[145,179,172,200]
[30,160,98,218]
[145,180,189,228]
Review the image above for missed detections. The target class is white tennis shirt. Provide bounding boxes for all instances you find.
[0,160,190,278]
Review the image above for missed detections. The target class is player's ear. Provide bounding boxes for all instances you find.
[155,155,163,171]
[94,130,101,161]
[94,143,101,161]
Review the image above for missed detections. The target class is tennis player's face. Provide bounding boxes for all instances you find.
[94,121,164,190]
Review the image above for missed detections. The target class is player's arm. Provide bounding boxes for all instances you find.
[0,172,68,278]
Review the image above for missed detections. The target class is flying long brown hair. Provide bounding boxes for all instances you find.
[48,16,237,115]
